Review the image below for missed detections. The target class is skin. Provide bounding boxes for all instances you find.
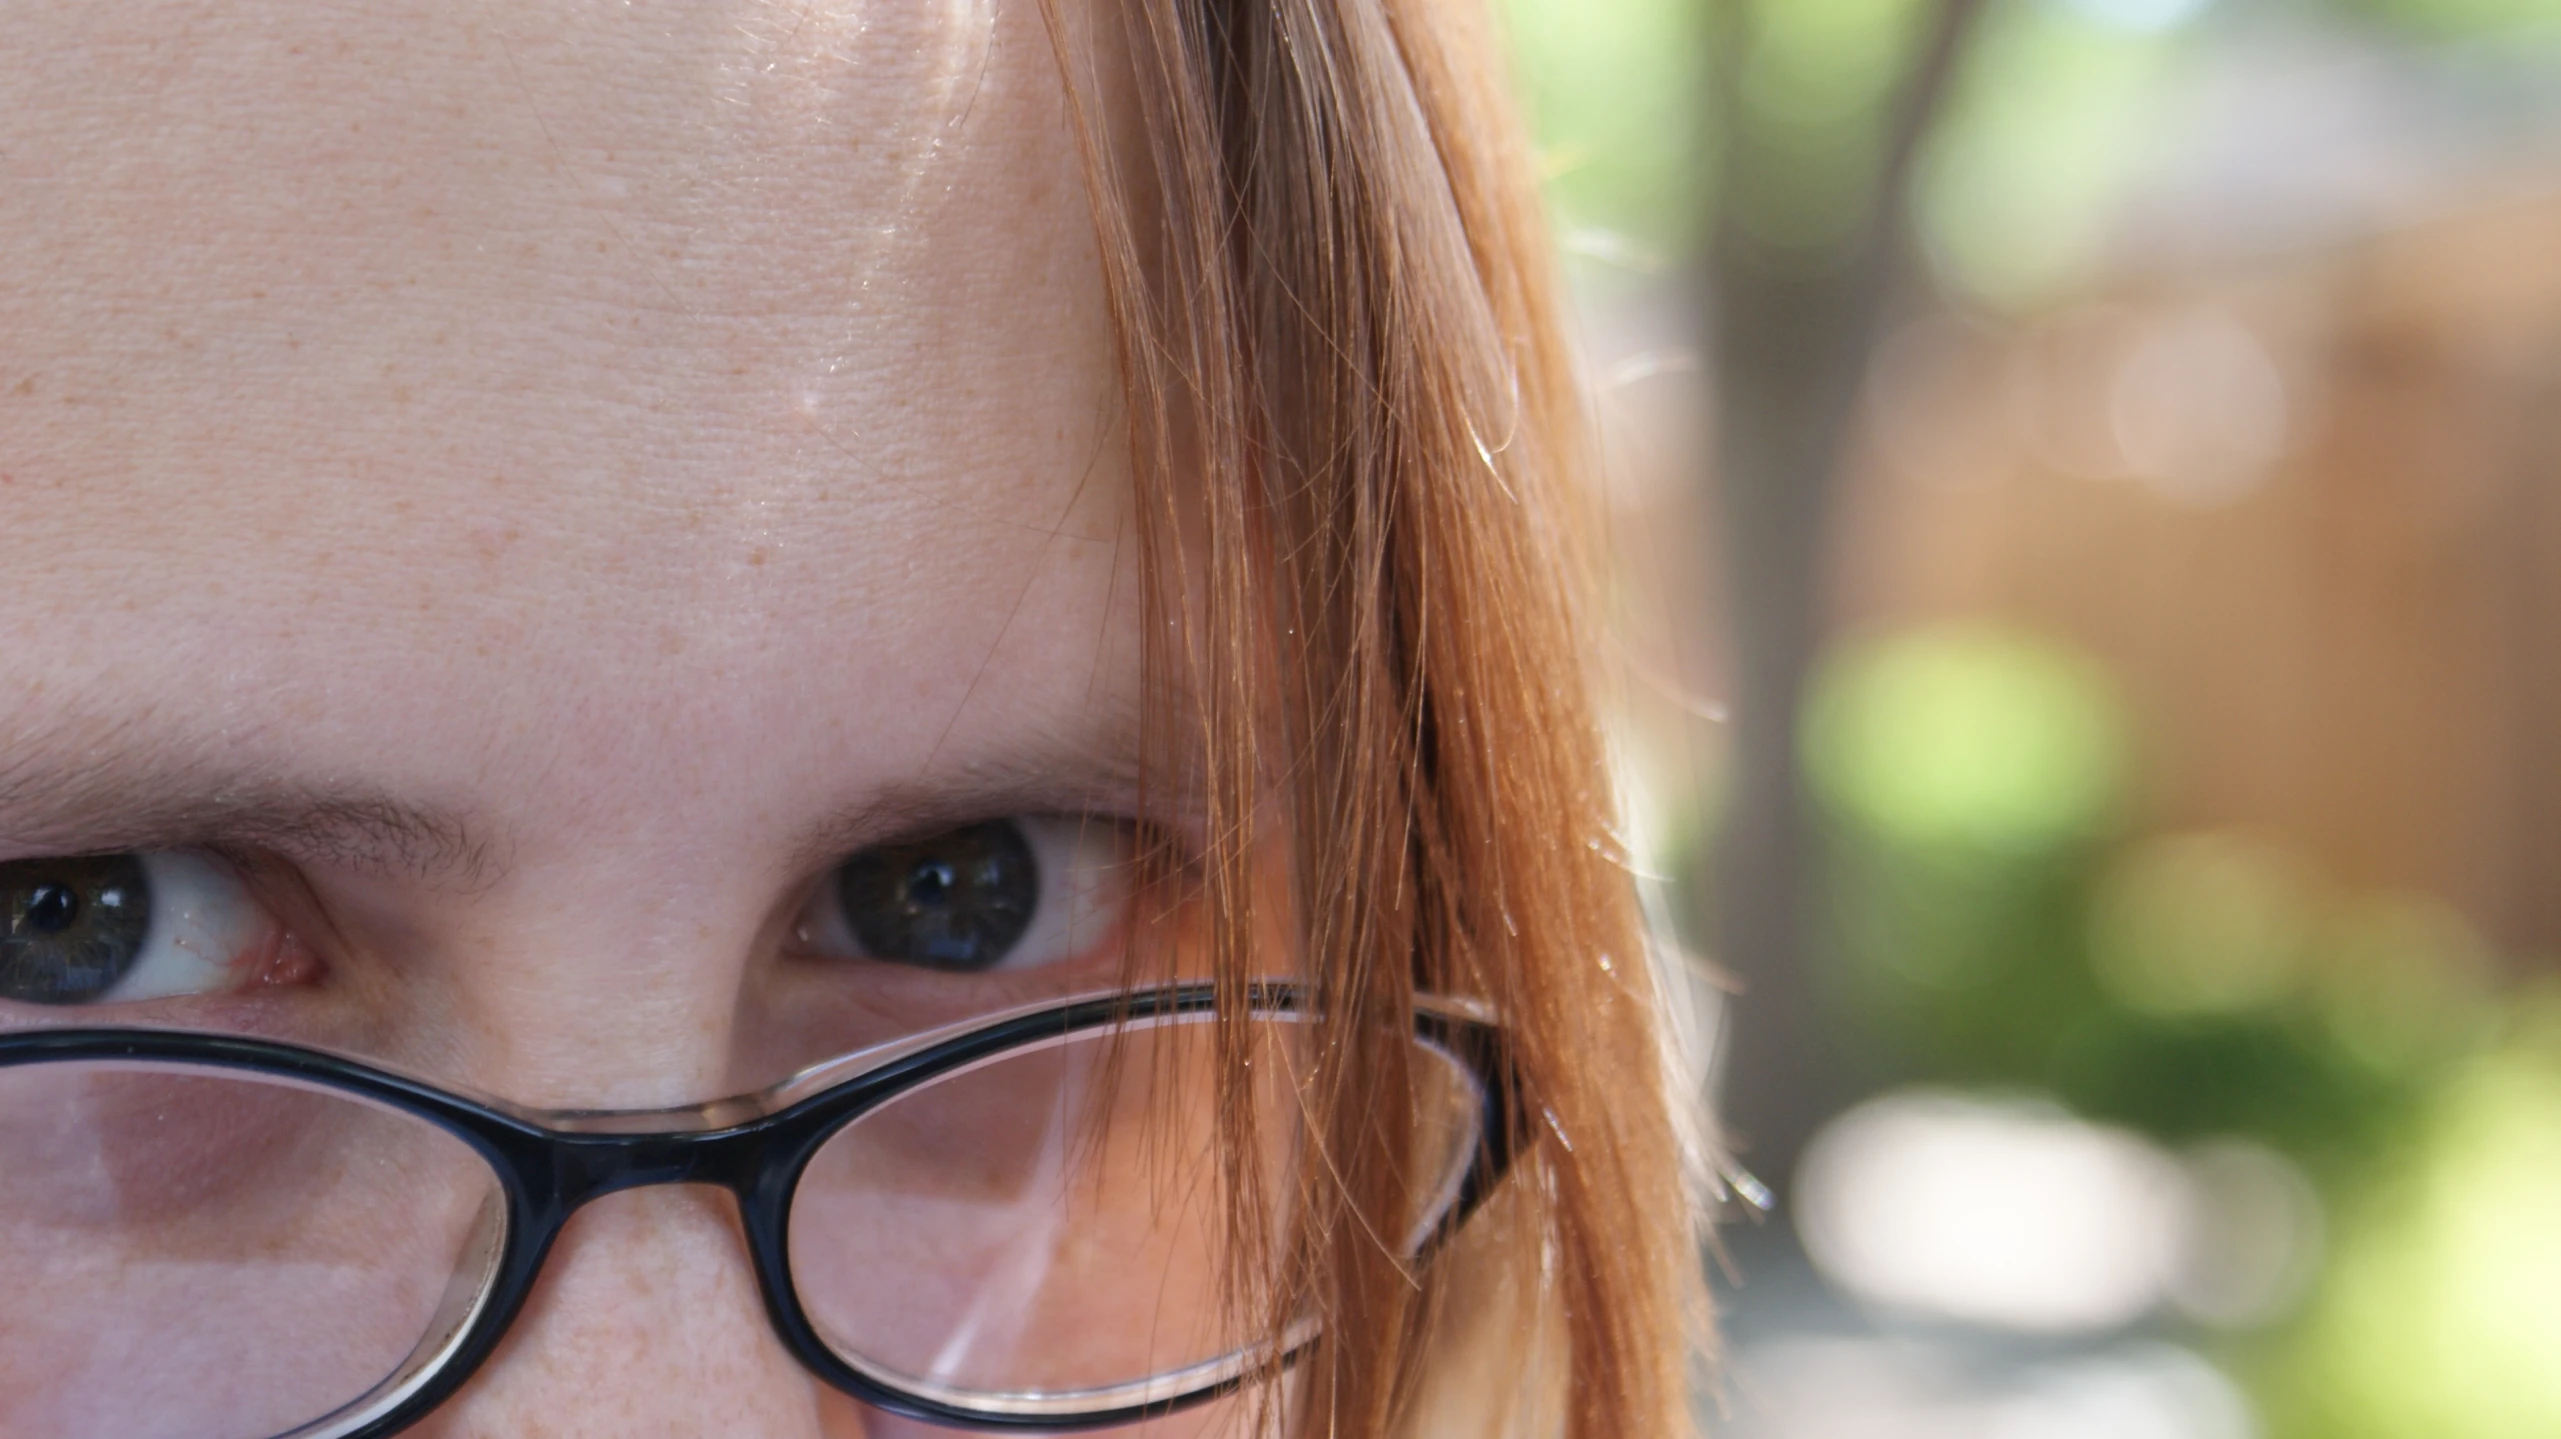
[0,1,1244,1434]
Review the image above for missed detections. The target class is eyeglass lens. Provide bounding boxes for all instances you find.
[0,1064,507,1439]
[0,1019,1486,1438]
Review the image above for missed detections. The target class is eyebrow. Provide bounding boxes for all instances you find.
[0,755,498,887]
[0,750,1188,890]
[0,703,1181,888]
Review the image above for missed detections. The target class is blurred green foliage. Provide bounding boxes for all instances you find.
[1803,628,2120,1068]
[1501,0,1709,261]
[2340,0,2561,34]
[1498,1,2561,1433]
[2264,1014,2561,1436]
[1503,0,2561,301]
[1502,0,1950,266]
[1807,627,2126,854]
[1804,624,2495,1141]
[1717,0,1941,255]
[2090,833,2318,1017]
[1916,2,2194,305]
[1806,624,2532,1437]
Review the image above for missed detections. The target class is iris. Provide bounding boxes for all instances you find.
[1,854,151,1004]
[835,820,1039,971]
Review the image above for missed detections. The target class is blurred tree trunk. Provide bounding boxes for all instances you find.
[1700,0,1988,1193]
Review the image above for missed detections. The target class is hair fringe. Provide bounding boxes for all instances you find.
[1042,0,1710,1432]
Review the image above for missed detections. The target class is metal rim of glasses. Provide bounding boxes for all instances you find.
[0,982,1520,1437]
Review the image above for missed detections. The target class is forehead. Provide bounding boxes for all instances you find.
[2,0,1100,482]
[0,2,1133,828]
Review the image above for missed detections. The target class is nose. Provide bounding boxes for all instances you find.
[408,1184,863,1439]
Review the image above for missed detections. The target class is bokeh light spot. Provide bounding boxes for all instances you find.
[2316,892,2496,1072]
[1808,627,2128,854]
[2296,1031,2561,1437]
[2090,831,2316,1017]
[1797,1090,2187,1331]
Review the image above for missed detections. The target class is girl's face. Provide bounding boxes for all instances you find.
[0,2,1230,1434]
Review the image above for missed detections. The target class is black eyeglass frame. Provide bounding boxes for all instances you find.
[0,982,1519,1437]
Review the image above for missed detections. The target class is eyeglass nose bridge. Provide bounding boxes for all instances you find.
[539,1123,780,1213]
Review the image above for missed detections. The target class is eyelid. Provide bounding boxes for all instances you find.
[785,773,1206,875]
[191,845,337,944]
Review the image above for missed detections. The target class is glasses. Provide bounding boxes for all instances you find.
[0,983,1513,1439]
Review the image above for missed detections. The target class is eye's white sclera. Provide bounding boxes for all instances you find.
[101,851,267,1002]
[1000,816,1131,973]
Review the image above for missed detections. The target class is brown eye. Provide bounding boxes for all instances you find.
[1,854,152,1004]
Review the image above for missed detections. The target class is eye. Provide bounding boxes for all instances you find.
[796,817,1132,974]
[0,851,281,1006]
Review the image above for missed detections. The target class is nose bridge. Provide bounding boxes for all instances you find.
[415,1180,853,1439]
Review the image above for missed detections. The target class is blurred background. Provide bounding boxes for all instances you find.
[1495,0,2561,1433]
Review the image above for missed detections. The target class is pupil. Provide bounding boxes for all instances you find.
[24,883,79,934]
[907,862,955,908]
